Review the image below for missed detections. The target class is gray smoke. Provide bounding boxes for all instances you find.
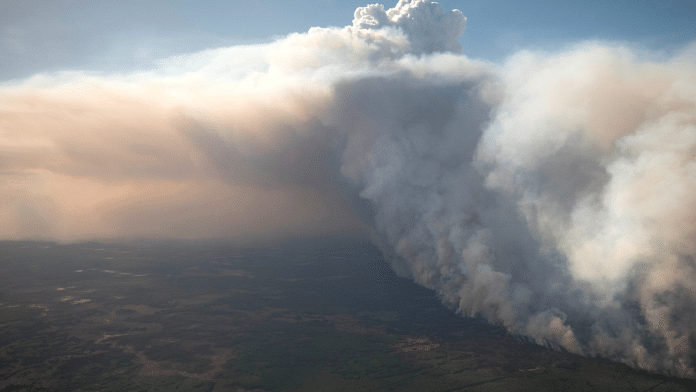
[330,2,696,377]
[1,0,695,376]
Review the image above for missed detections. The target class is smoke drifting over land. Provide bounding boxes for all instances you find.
[2,0,696,376]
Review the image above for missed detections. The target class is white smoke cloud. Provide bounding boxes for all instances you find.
[474,43,696,375]
[1,0,696,377]
[352,0,465,55]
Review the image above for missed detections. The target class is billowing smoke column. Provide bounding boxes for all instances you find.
[334,1,696,376]
[1,0,696,376]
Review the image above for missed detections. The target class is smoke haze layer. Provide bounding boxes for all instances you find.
[2,0,696,376]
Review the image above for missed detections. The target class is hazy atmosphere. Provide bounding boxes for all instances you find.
[2,0,696,380]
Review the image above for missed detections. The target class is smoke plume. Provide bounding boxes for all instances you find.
[2,0,696,376]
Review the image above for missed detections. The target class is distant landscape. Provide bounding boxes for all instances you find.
[1,237,694,391]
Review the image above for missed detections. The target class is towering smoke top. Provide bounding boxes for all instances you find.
[351,0,466,55]
[2,0,696,377]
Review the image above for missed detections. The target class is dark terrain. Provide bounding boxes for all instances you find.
[0,237,694,391]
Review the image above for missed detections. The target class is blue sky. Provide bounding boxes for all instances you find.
[1,0,694,81]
